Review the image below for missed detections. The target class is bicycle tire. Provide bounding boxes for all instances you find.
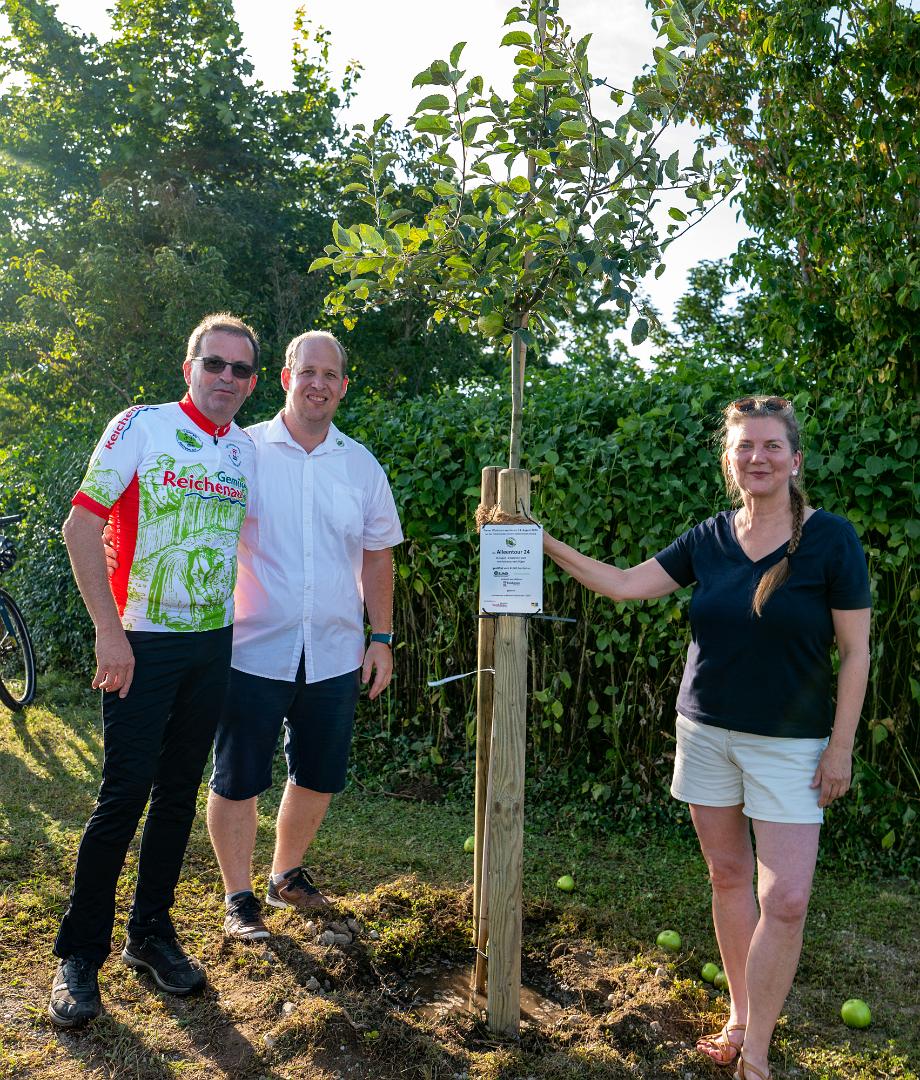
[0,588,36,711]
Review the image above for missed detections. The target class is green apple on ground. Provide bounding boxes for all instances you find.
[840,999,872,1028]
[463,835,475,853]
[701,962,720,983]
[714,970,729,990]
[556,874,575,892]
[656,929,681,952]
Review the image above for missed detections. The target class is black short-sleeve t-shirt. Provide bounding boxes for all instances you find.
[655,509,871,738]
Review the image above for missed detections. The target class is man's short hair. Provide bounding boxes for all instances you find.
[186,313,260,368]
[284,331,348,379]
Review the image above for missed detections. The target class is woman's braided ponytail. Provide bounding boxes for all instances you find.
[751,483,805,616]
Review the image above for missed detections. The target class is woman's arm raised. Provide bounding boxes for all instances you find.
[544,531,681,602]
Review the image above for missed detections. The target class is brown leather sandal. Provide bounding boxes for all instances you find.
[734,1054,771,1080]
[696,1023,745,1066]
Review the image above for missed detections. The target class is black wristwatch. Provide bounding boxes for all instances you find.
[370,632,394,646]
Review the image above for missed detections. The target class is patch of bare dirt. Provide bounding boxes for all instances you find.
[5,877,729,1080]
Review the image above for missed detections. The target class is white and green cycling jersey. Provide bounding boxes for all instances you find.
[73,395,255,632]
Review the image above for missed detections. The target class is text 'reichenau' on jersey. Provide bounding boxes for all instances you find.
[72,394,255,633]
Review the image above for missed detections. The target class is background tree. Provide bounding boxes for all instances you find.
[650,257,767,371]
[0,0,487,408]
[680,0,919,394]
[0,0,345,406]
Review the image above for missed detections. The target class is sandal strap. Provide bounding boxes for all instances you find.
[698,1022,746,1048]
[698,1023,745,1066]
[735,1055,770,1080]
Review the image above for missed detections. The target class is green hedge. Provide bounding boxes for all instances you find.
[345,361,918,860]
[2,357,916,858]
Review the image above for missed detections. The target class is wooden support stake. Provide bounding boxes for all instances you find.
[473,465,500,996]
[486,467,530,1035]
[473,727,493,998]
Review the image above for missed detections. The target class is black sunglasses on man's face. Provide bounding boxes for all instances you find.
[191,355,256,380]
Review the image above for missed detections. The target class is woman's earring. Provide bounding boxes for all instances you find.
[792,469,799,476]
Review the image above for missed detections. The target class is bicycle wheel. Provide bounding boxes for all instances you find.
[0,588,36,711]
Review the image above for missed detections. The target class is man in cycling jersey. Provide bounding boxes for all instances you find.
[207,330,403,942]
[49,313,259,1028]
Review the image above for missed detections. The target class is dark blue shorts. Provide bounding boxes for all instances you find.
[209,657,360,801]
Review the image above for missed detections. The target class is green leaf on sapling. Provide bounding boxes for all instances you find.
[416,94,451,111]
[415,114,452,135]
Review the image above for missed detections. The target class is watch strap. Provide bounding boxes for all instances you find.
[370,632,394,646]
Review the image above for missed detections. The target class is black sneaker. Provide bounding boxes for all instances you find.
[48,956,101,1028]
[121,935,206,995]
[224,891,269,941]
[266,866,329,910]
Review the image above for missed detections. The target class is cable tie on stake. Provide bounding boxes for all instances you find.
[478,611,577,623]
[426,668,495,687]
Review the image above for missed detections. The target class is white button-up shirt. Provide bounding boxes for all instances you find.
[231,413,403,682]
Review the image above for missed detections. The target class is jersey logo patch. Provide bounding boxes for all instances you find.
[225,442,242,467]
[176,429,203,453]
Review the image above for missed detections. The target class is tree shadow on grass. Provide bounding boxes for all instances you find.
[54,980,283,1080]
[0,749,97,880]
[3,705,100,807]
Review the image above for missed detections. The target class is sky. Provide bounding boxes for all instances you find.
[22,1,750,352]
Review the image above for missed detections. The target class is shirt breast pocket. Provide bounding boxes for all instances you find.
[331,482,364,541]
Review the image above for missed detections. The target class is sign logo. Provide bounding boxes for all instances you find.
[226,443,242,467]
[176,428,203,453]
[504,537,517,547]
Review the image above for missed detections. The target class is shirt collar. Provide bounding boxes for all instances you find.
[179,393,233,438]
[267,412,348,455]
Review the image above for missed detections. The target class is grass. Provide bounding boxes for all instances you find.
[1,672,917,1079]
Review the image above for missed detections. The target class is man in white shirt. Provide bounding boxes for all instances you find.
[207,331,403,940]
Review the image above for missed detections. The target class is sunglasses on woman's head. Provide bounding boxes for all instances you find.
[730,396,791,414]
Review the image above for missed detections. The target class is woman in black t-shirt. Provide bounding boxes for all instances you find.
[543,397,871,1080]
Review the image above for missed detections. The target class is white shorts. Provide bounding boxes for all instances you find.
[671,714,829,824]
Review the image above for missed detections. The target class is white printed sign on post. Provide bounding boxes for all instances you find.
[479,524,543,614]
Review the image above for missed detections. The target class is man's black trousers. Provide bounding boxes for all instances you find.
[54,625,232,965]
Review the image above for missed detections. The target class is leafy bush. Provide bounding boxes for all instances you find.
[345,358,918,862]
